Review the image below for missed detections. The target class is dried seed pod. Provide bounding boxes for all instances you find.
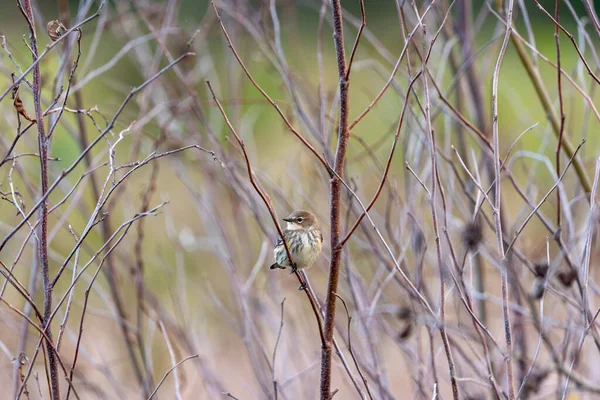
[47,20,67,41]
[530,279,545,300]
[410,221,426,254]
[398,323,413,340]
[16,352,29,398]
[396,306,412,320]
[10,76,36,124]
[557,269,577,287]
[395,306,414,339]
[533,263,549,278]
[17,352,28,366]
[462,221,483,250]
[13,95,36,123]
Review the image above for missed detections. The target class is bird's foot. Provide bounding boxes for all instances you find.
[290,263,298,274]
[298,283,306,291]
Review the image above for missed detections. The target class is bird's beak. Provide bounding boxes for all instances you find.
[282,218,292,222]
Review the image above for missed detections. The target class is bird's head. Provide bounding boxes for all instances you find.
[283,210,319,231]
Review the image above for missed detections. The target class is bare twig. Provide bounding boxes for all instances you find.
[205,80,326,345]
[533,0,600,86]
[272,298,286,400]
[146,354,199,400]
[0,2,105,103]
[504,139,586,255]
[491,0,515,397]
[0,52,194,252]
[320,0,351,396]
[339,72,422,247]
[19,1,60,397]
[333,293,374,400]
[500,8,592,194]
[552,0,566,232]
[345,0,365,80]
[211,2,330,173]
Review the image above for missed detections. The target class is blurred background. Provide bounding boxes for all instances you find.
[1,0,600,398]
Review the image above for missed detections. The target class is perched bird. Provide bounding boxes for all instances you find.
[270,210,323,273]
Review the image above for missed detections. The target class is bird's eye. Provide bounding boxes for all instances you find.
[297,217,303,223]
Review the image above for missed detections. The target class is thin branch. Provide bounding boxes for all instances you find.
[210,1,330,174]
[345,0,365,80]
[205,80,326,346]
[405,160,432,199]
[499,8,592,194]
[0,52,194,252]
[20,0,60,397]
[552,0,566,232]
[271,298,286,400]
[339,71,422,247]
[491,0,515,397]
[533,0,600,86]
[146,355,199,400]
[348,0,438,130]
[0,1,105,103]
[504,139,586,256]
[333,293,374,400]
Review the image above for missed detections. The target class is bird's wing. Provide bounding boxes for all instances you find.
[275,229,290,247]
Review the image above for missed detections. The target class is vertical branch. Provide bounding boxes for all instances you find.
[492,0,515,398]
[320,0,350,398]
[419,9,460,399]
[272,298,285,400]
[454,0,489,327]
[554,0,565,232]
[19,0,60,398]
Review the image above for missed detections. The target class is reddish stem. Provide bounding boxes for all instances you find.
[320,0,350,397]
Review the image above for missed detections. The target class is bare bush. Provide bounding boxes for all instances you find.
[1,0,599,399]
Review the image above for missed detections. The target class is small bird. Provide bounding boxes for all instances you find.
[270,210,323,273]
